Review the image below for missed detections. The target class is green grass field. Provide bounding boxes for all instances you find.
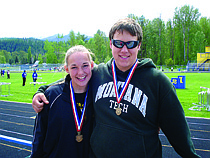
[0,71,66,103]
[0,71,210,118]
[165,72,210,118]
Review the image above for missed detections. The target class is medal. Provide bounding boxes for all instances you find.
[76,131,83,142]
[112,60,138,115]
[70,81,88,143]
[116,107,122,115]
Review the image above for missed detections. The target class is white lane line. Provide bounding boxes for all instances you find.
[0,112,34,119]
[159,133,210,141]
[188,122,210,126]
[0,101,32,109]
[0,134,32,147]
[0,129,33,137]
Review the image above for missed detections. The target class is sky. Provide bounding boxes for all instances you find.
[0,0,209,39]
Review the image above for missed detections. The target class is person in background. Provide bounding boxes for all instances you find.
[2,69,5,77]
[32,70,38,82]
[30,45,94,158]
[7,70,10,79]
[22,70,27,86]
[32,18,200,158]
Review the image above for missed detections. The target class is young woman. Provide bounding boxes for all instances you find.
[31,45,94,158]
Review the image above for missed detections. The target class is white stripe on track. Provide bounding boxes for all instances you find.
[0,112,33,119]
[159,133,210,141]
[188,122,210,126]
[0,129,33,137]
[0,134,32,147]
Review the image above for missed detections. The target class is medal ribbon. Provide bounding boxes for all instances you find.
[70,80,88,132]
[112,59,138,103]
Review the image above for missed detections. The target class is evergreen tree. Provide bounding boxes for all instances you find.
[28,46,32,64]
[38,54,43,64]
[15,56,18,64]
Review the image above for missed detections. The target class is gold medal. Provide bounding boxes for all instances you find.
[112,60,138,116]
[116,107,122,116]
[70,81,88,143]
[76,132,83,142]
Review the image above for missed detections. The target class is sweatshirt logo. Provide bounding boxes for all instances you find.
[95,81,148,117]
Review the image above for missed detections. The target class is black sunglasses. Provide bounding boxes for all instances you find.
[111,39,139,49]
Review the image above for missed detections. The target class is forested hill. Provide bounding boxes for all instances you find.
[0,38,45,55]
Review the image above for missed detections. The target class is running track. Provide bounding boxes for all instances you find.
[0,100,209,158]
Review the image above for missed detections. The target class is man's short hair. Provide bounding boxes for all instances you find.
[109,18,143,43]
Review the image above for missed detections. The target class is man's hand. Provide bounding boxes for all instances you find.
[32,93,49,113]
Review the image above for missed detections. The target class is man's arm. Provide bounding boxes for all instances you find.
[32,92,48,113]
[32,78,64,113]
[159,80,200,157]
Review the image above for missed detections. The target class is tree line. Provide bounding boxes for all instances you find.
[132,5,210,65]
[0,38,45,64]
[0,5,210,66]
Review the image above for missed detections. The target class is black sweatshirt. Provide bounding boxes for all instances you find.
[89,58,200,158]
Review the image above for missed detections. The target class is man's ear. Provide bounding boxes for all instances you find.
[64,65,69,73]
[138,42,142,51]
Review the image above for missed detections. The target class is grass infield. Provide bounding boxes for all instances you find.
[0,71,209,118]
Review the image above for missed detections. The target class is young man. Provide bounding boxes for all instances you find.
[32,18,200,158]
